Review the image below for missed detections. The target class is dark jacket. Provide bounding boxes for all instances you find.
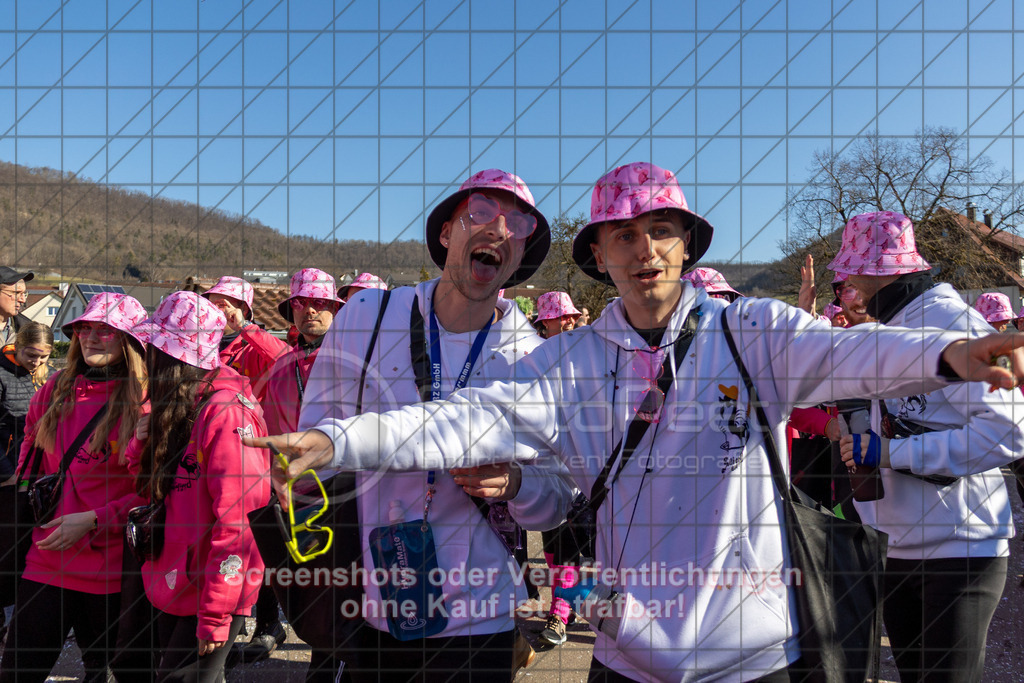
[0,345,38,477]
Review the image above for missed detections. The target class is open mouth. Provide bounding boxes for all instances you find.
[633,268,661,282]
[470,247,503,282]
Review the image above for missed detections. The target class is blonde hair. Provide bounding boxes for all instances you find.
[32,333,147,464]
[15,322,54,386]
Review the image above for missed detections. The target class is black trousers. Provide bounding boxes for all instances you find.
[0,578,119,683]
[154,612,245,683]
[883,555,1006,683]
[346,627,516,682]
[586,655,804,682]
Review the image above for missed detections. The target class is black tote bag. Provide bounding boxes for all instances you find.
[248,290,391,651]
[722,310,887,683]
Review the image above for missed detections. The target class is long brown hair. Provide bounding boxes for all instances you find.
[135,347,215,501]
[32,333,147,464]
[14,322,54,386]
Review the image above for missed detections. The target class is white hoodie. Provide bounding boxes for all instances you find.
[313,284,968,683]
[299,280,575,639]
[854,282,1022,560]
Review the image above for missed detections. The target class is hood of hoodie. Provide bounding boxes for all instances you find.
[414,278,536,356]
[0,344,28,378]
[883,281,990,333]
[588,281,712,351]
[205,364,256,395]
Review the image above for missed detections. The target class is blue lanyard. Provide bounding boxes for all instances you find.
[423,303,494,517]
[427,305,493,401]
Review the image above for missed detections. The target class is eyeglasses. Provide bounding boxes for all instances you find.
[273,449,333,564]
[462,193,538,240]
[289,297,336,312]
[632,349,666,423]
[0,288,26,300]
[837,284,859,303]
[73,322,119,342]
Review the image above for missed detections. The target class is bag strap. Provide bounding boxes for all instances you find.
[719,309,795,504]
[57,405,109,479]
[587,307,701,514]
[356,290,392,415]
[409,295,431,403]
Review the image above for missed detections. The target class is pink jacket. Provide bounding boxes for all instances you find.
[262,341,321,434]
[134,368,270,642]
[218,324,290,403]
[18,371,145,595]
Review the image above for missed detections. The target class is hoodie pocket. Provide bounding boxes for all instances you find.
[612,534,791,680]
[143,541,195,612]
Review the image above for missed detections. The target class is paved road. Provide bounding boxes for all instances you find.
[25,470,1024,681]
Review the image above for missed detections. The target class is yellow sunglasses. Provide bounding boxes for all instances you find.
[273,449,334,564]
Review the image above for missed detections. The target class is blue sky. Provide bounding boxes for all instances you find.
[3,0,1023,265]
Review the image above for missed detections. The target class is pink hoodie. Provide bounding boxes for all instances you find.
[133,367,270,642]
[262,341,321,434]
[218,325,289,403]
[18,370,146,595]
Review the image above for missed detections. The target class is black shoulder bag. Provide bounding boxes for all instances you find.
[721,309,887,683]
[28,405,109,524]
[249,289,391,652]
[0,445,43,605]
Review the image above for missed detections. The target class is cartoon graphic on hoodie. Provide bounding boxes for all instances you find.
[714,383,750,472]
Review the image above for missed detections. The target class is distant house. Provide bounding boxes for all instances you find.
[21,288,64,329]
[932,206,1024,308]
[51,284,128,341]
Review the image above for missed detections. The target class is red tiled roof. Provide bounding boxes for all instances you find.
[935,207,1024,290]
[190,278,290,332]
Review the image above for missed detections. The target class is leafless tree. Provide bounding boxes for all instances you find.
[532,212,617,318]
[778,127,1024,300]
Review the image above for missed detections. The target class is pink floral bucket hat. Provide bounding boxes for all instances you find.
[827,211,931,276]
[202,276,255,319]
[338,272,389,301]
[973,292,1016,325]
[681,267,741,301]
[134,291,227,371]
[425,169,551,288]
[535,291,582,322]
[278,268,343,323]
[63,292,149,349]
[822,302,845,320]
[572,162,714,284]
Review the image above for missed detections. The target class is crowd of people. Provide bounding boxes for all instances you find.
[3,162,1024,683]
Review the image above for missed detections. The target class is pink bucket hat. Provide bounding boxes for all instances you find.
[827,211,931,276]
[63,292,148,349]
[973,292,1016,325]
[277,268,344,323]
[202,276,254,318]
[535,291,582,322]
[572,162,714,283]
[425,169,551,288]
[338,272,389,301]
[681,267,742,301]
[134,291,227,371]
[822,302,845,320]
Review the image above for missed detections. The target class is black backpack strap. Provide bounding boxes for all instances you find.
[409,295,431,402]
[588,306,701,514]
[356,290,392,414]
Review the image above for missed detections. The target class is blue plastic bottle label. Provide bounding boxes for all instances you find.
[368,520,448,641]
